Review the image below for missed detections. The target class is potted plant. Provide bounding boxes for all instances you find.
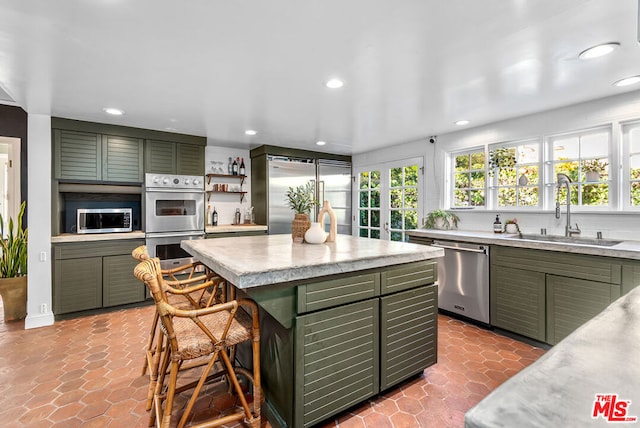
[504,218,520,235]
[285,182,316,242]
[488,147,516,177]
[423,210,460,230]
[0,201,28,321]
[582,158,608,182]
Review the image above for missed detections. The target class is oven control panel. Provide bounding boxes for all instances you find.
[145,173,204,190]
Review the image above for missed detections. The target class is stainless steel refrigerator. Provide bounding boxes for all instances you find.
[267,156,352,235]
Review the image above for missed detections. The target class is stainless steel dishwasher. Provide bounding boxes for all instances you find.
[431,240,490,324]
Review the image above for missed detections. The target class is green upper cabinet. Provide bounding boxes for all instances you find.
[54,129,102,181]
[101,135,144,182]
[177,143,205,175]
[54,129,143,183]
[145,140,204,175]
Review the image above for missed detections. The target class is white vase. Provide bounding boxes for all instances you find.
[506,223,518,234]
[304,222,327,244]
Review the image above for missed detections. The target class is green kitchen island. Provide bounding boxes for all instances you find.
[182,234,444,428]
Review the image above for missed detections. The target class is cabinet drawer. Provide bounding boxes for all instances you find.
[380,260,437,295]
[297,273,379,313]
[54,239,144,260]
[492,246,621,285]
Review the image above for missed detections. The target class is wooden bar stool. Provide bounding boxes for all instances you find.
[134,258,261,428]
[132,245,225,411]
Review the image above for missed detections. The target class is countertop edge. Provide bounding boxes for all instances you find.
[51,231,146,243]
[407,229,640,260]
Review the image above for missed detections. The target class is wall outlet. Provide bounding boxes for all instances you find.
[40,303,47,313]
[39,251,47,262]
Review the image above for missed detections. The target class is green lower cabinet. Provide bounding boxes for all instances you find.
[103,254,145,307]
[491,265,546,342]
[295,299,380,428]
[54,257,103,314]
[622,260,640,295]
[53,239,146,315]
[546,274,620,345]
[380,284,437,390]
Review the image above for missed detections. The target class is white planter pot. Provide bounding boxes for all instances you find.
[304,222,327,244]
[586,171,600,182]
[505,223,518,234]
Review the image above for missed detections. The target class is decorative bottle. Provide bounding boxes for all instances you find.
[232,158,238,175]
[228,157,233,175]
[239,157,246,176]
[212,206,218,226]
[493,215,502,233]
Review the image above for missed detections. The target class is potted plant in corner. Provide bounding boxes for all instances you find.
[285,182,316,242]
[582,158,608,182]
[423,210,460,230]
[0,201,28,321]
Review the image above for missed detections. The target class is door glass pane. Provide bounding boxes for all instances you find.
[357,170,381,239]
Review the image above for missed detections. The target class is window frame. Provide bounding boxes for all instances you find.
[621,120,640,210]
[545,126,614,212]
[488,138,542,210]
[449,147,487,209]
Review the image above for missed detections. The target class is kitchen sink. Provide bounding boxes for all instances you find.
[512,234,622,247]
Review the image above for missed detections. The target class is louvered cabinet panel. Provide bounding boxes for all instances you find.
[177,143,205,175]
[54,129,101,180]
[546,275,618,345]
[295,299,379,428]
[54,257,102,314]
[297,272,379,313]
[622,260,640,295]
[145,140,176,174]
[491,264,546,342]
[380,284,437,390]
[102,135,143,182]
[103,255,145,307]
[380,260,437,294]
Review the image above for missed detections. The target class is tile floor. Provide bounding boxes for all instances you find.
[0,301,545,428]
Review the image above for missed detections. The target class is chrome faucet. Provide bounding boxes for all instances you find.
[556,173,581,237]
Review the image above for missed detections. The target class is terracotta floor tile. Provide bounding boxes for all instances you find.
[0,296,545,428]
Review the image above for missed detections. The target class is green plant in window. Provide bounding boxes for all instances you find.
[423,210,460,229]
[582,159,608,173]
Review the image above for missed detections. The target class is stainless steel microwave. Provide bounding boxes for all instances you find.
[77,208,132,234]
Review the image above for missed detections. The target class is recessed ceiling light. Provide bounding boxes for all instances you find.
[578,42,620,60]
[613,75,640,87]
[316,141,326,146]
[103,107,124,116]
[245,129,257,136]
[455,120,470,126]
[325,78,344,89]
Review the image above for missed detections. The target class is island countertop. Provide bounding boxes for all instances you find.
[181,234,444,289]
[465,285,640,428]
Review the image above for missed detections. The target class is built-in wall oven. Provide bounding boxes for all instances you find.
[144,173,205,270]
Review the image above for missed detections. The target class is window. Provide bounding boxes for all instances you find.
[358,170,381,239]
[452,149,485,207]
[356,157,423,241]
[549,129,610,208]
[389,165,419,241]
[622,122,640,208]
[491,140,541,208]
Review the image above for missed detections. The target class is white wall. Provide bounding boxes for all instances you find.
[204,145,252,225]
[26,114,54,329]
[353,89,640,240]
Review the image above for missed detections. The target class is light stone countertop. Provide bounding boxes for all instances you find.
[51,231,145,243]
[182,234,444,289]
[205,224,268,233]
[407,229,640,260]
[465,285,640,428]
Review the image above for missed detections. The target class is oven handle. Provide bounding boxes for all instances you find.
[145,188,204,193]
[145,231,205,238]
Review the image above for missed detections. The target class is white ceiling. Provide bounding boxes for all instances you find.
[1,0,639,154]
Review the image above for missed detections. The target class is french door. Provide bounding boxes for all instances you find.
[354,157,424,241]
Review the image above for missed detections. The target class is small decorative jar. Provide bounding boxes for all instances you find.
[506,223,518,234]
[304,222,327,244]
